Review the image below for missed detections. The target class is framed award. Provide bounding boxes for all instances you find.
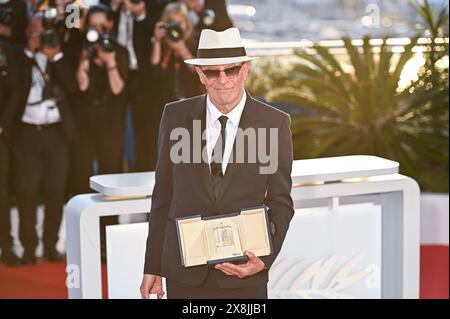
[175,205,273,267]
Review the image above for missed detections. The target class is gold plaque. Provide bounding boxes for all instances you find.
[176,206,273,267]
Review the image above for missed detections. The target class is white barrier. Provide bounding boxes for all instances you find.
[65,155,420,299]
[106,202,383,299]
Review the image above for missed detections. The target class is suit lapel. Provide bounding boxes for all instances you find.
[187,92,262,205]
[23,55,33,101]
[188,95,215,202]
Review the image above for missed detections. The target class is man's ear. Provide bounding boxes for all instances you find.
[195,66,206,85]
[242,62,250,81]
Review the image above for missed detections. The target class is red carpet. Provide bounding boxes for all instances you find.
[419,245,449,299]
[0,258,108,299]
[0,246,447,299]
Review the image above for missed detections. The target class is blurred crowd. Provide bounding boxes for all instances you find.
[0,0,233,267]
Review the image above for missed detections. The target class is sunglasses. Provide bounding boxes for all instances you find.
[200,64,243,80]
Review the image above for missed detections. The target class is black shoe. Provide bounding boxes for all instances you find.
[0,248,23,267]
[43,249,64,263]
[21,250,37,265]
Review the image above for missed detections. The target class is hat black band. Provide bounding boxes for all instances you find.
[197,47,247,59]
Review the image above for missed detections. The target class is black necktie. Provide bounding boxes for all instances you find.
[210,115,228,199]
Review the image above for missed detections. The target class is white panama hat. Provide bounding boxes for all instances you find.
[184,27,259,66]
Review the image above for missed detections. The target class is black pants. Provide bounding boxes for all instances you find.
[71,103,125,254]
[71,105,125,195]
[13,123,69,252]
[129,69,159,172]
[166,269,268,299]
[0,137,13,250]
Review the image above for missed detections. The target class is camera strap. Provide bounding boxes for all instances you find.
[28,53,55,106]
[30,57,50,84]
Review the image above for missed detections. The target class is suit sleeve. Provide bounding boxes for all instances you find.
[143,105,172,275]
[260,115,294,270]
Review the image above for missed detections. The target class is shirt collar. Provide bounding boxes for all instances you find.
[24,49,63,63]
[24,48,34,59]
[206,89,247,127]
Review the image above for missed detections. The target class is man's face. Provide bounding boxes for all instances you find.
[195,62,249,107]
[26,17,44,48]
[88,12,112,33]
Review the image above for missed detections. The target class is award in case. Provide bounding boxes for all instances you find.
[175,206,273,267]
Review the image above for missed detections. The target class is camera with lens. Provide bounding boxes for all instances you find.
[164,21,184,42]
[0,7,14,27]
[85,28,115,59]
[42,5,59,29]
[38,0,63,48]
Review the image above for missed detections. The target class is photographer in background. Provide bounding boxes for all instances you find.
[73,4,129,258]
[151,2,201,99]
[36,0,85,69]
[0,0,28,48]
[0,38,21,267]
[12,14,77,264]
[109,0,164,172]
[149,2,200,157]
[0,0,28,267]
[181,0,233,39]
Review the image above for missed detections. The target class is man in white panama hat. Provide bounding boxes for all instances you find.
[140,27,294,299]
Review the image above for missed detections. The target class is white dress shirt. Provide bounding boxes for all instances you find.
[206,89,246,174]
[117,9,146,70]
[21,50,62,125]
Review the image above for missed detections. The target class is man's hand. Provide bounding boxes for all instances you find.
[140,274,164,299]
[111,0,124,12]
[215,251,266,278]
[97,47,116,68]
[0,127,4,136]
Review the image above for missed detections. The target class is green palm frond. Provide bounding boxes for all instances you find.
[245,2,448,192]
[248,34,447,191]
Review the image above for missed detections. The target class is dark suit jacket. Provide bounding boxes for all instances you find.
[144,92,294,289]
[12,51,78,143]
[111,0,165,71]
[0,0,28,47]
[0,42,19,141]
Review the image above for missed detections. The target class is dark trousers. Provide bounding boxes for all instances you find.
[70,104,125,253]
[0,137,13,250]
[71,102,125,194]
[166,269,268,299]
[13,123,69,252]
[129,70,159,172]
